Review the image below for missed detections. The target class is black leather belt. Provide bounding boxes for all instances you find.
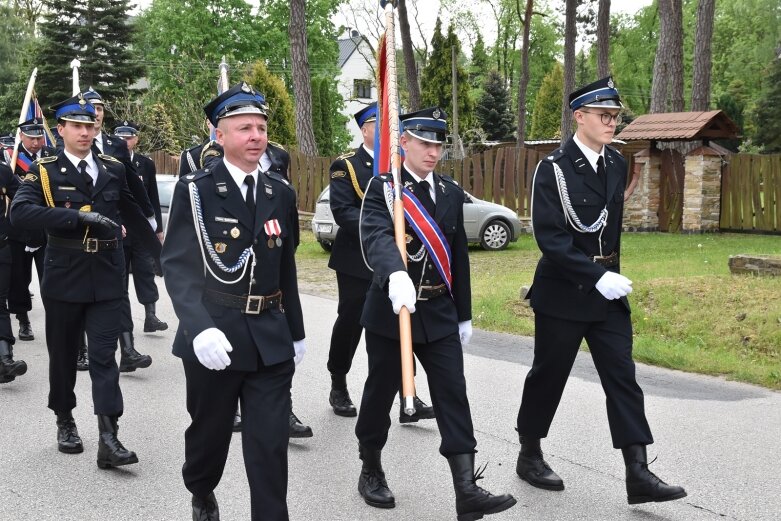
[590,251,619,268]
[204,289,282,315]
[416,283,447,301]
[48,235,118,253]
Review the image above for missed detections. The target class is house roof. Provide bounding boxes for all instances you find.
[338,36,363,69]
[616,110,739,141]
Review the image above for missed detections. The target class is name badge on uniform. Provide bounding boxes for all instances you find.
[216,182,228,194]
[264,219,282,248]
[58,186,77,191]
[265,183,273,197]
[215,216,239,223]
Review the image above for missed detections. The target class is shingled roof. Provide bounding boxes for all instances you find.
[616,110,739,142]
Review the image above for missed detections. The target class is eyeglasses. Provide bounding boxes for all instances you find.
[579,110,622,126]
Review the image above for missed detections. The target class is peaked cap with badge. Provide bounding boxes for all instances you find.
[354,102,377,128]
[204,82,268,127]
[50,93,96,123]
[18,117,46,137]
[400,106,448,144]
[568,76,623,111]
[113,121,139,137]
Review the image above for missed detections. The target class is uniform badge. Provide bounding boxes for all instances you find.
[607,78,614,88]
[216,182,228,193]
[331,171,346,179]
[263,219,282,248]
[230,227,240,238]
[186,174,195,180]
[432,108,441,119]
[64,202,71,208]
[265,184,273,197]
[241,82,252,93]
[215,242,227,254]
[403,180,413,189]
[405,234,413,244]
[22,173,38,182]
[438,180,446,192]
[80,205,92,212]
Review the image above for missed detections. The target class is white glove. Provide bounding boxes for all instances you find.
[192,328,233,370]
[24,246,41,253]
[147,216,158,231]
[458,320,473,346]
[293,340,306,366]
[388,270,416,314]
[595,271,633,300]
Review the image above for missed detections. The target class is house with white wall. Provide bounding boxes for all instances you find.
[337,31,376,148]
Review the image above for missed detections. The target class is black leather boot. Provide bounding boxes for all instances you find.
[118,332,152,372]
[232,407,242,432]
[143,302,168,332]
[516,436,564,490]
[76,332,89,371]
[192,492,220,521]
[96,415,138,468]
[448,453,517,521]
[623,444,687,504]
[358,445,395,508]
[329,373,357,417]
[0,340,27,383]
[289,410,313,438]
[56,411,83,454]
[17,313,34,341]
[399,394,436,423]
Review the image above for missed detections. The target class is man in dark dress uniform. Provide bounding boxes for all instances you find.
[326,102,434,422]
[515,77,687,505]
[11,93,161,467]
[194,119,312,439]
[66,88,156,372]
[7,117,55,342]
[354,107,516,520]
[113,121,168,345]
[162,83,306,521]
[0,157,27,383]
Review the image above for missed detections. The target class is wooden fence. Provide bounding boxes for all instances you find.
[149,150,180,176]
[721,153,781,233]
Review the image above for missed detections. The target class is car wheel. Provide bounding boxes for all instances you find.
[480,220,510,251]
[319,240,333,252]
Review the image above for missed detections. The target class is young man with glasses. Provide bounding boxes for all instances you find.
[514,77,687,505]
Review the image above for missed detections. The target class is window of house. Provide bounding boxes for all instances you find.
[353,79,372,99]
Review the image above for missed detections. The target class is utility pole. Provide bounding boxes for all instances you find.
[451,46,464,158]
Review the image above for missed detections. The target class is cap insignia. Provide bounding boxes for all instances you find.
[607,78,614,88]
[241,82,251,93]
[432,109,441,119]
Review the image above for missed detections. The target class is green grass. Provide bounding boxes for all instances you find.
[298,230,781,389]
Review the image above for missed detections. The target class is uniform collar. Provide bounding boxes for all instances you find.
[362,144,374,159]
[223,157,258,198]
[63,149,97,180]
[573,133,605,174]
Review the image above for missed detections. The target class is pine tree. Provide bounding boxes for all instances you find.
[77,0,144,103]
[243,61,297,147]
[420,20,473,129]
[36,0,83,107]
[530,62,564,139]
[753,53,781,153]
[469,31,489,90]
[475,70,515,141]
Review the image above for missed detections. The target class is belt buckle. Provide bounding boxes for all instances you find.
[244,295,264,314]
[84,238,99,253]
[416,285,428,301]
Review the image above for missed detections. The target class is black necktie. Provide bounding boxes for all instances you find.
[597,156,607,193]
[245,174,256,222]
[417,179,435,215]
[79,160,92,193]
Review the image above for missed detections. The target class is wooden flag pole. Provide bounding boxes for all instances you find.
[9,67,38,175]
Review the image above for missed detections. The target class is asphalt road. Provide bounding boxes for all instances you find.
[1,278,779,520]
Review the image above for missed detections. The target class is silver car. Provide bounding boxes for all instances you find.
[156,174,178,232]
[311,185,522,251]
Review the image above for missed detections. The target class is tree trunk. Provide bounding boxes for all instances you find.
[289,0,318,156]
[516,0,534,147]
[691,0,716,111]
[651,0,684,113]
[560,0,577,143]
[398,0,421,111]
[596,0,611,77]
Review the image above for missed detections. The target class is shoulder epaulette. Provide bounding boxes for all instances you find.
[200,140,222,164]
[98,153,120,163]
[606,144,623,157]
[337,150,355,160]
[180,169,211,184]
[263,170,294,190]
[268,141,286,151]
[35,156,58,165]
[542,148,565,163]
[438,174,460,187]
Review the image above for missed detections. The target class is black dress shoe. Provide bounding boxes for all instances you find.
[192,492,220,521]
[18,321,34,341]
[289,411,313,438]
[232,409,242,432]
[330,388,357,417]
[57,418,84,454]
[516,437,564,491]
[399,395,435,423]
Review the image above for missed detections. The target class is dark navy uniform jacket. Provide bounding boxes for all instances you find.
[10,152,161,303]
[0,160,21,245]
[328,146,374,280]
[180,140,291,183]
[527,137,629,322]
[8,144,56,247]
[161,159,305,371]
[359,167,471,343]
[132,153,162,234]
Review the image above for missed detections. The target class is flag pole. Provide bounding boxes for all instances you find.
[70,58,81,96]
[9,67,38,175]
[219,56,229,92]
[382,0,416,416]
